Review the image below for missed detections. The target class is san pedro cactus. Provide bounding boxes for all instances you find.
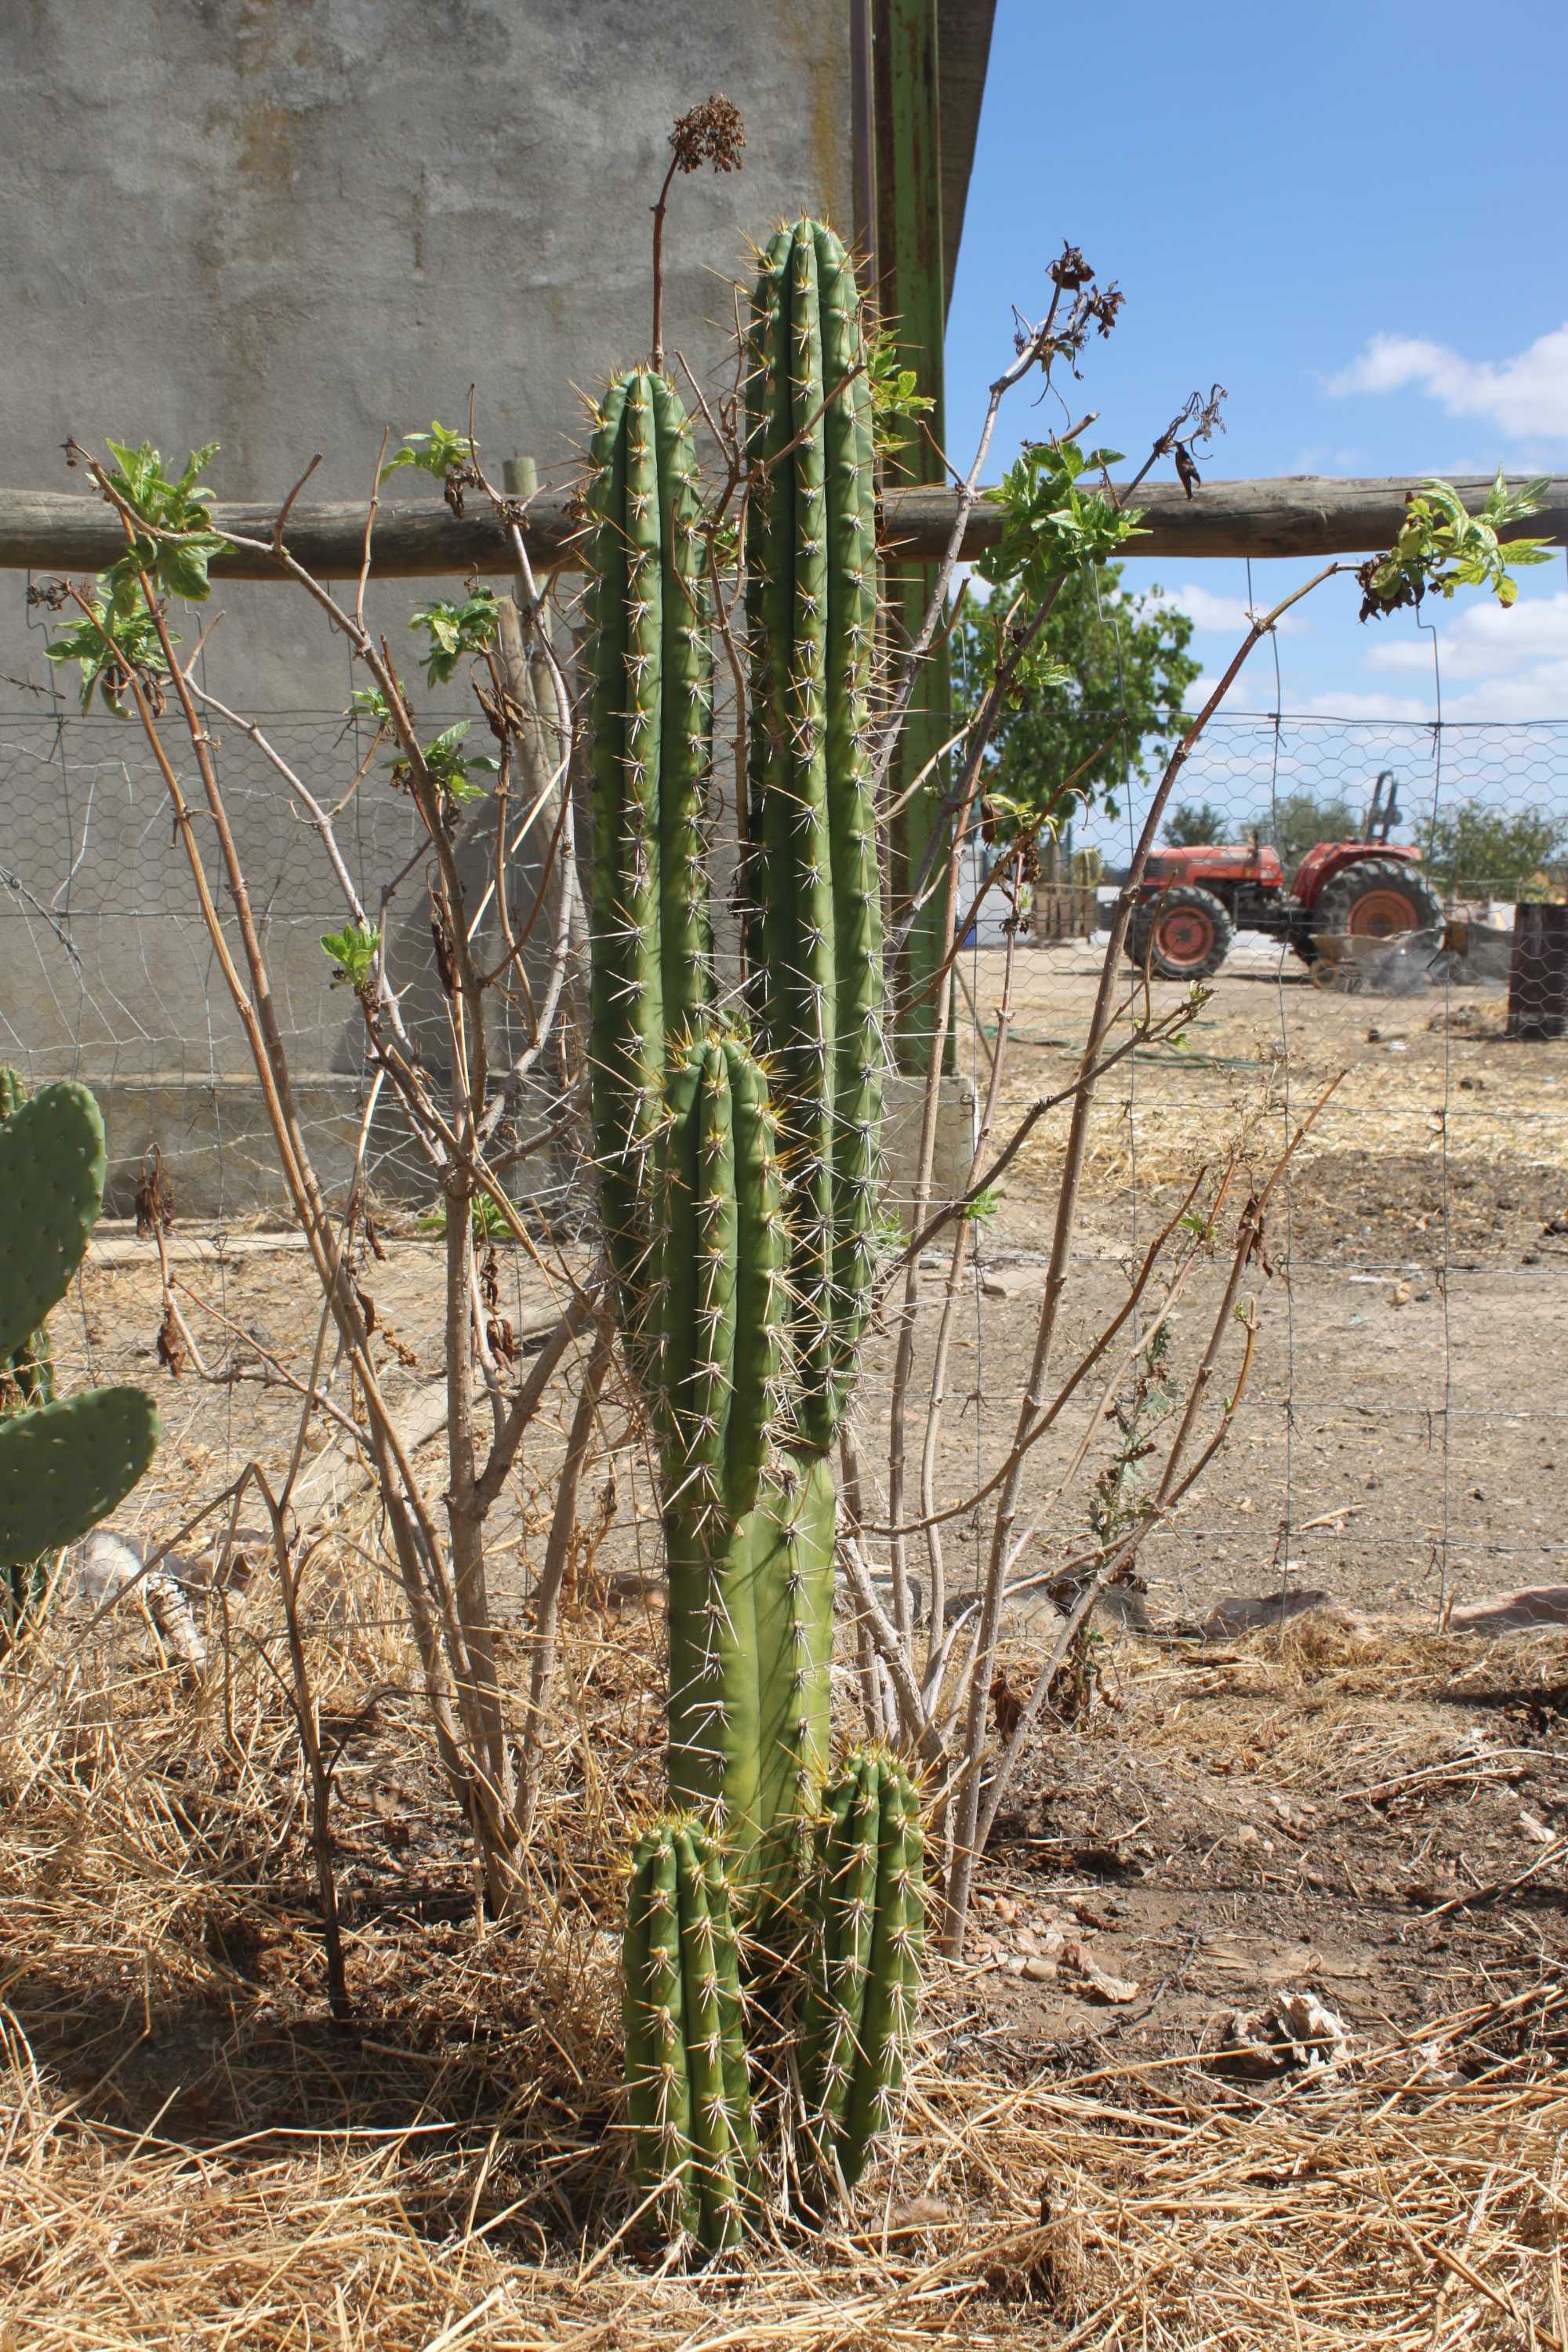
[586,365,714,1353]
[798,1750,924,2191]
[587,224,918,2245]
[623,1817,758,2251]
[0,1076,160,1604]
[743,218,884,1454]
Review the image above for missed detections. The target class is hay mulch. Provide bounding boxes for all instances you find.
[3,1548,1566,2347]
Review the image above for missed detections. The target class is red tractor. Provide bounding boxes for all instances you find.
[1127,773,1444,980]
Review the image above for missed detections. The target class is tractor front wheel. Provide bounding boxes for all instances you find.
[1126,885,1234,981]
[1313,858,1443,944]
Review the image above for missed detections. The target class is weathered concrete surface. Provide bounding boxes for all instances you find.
[0,0,855,709]
[0,2,857,1207]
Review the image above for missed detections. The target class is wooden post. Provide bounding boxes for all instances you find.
[1506,904,1568,1040]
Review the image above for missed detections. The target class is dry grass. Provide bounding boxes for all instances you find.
[988,949,1568,1191]
[3,1559,1566,2347]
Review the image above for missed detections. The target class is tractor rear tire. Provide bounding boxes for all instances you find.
[1313,858,1443,944]
[1126,885,1234,981]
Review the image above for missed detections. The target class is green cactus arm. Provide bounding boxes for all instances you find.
[837,1762,925,2187]
[664,1504,755,1851]
[673,1824,746,2250]
[660,1043,755,1858]
[795,1767,858,2088]
[0,1387,161,1565]
[746,223,884,1453]
[0,1082,107,1359]
[699,1835,759,2183]
[623,1824,700,2238]
[586,375,658,1314]
[622,1825,662,2167]
[773,222,839,1447]
[651,375,714,1040]
[660,1040,738,1525]
[813,225,885,1428]
[750,1451,838,1889]
[800,1752,882,2148]
[742,229,797,999]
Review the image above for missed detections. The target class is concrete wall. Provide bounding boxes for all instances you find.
[0,0,857,1205]
[2,0,855,706]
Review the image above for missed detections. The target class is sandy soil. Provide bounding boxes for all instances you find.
[67,935,1568,1642]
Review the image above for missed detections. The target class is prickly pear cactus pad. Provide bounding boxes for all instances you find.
[622,1817,758,2252]
[0,1386,162,1564]
[0,1067,61,1628]
[0,1081,107,1359]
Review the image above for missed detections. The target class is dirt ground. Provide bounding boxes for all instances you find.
[76,934,1568,1633]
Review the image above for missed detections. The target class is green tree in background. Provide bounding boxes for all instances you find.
[1425,800,1566,898]
[953,561,1200,840]
[1249,789,1361,873]
[1163,799,1226,846]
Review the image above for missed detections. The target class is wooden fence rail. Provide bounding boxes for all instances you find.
[0,475,1562,582]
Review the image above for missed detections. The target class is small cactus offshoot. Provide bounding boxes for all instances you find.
[623,1817,758,2252]
[799,1750,925,2192]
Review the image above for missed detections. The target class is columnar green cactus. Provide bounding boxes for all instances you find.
[798,1750,924,2192]
[743,219,884,1451]
[586,365,713,1353]
[623,1817,758,2252]
[589,227,918,2245]
[0,1077,160,1595]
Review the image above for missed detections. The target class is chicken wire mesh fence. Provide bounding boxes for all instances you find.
[0,704,587,1224]
[2,699,1566,1636]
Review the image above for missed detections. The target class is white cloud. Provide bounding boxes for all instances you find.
[1157,582,1305,635]
[1327,325,1568,444]
[1290,445,1367,474]
[1441,663,1568,721]
[1348,589,1568,717]
[1291,688,1433,723]
[1363,590,1568,678]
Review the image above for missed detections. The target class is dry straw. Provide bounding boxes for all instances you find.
[3,1568,1565,2350]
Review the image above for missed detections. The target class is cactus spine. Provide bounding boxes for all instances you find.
[0,1077,160,1595]
[589,227,918,2244]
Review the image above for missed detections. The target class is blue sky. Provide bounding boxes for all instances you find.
[945,0,1568,725]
